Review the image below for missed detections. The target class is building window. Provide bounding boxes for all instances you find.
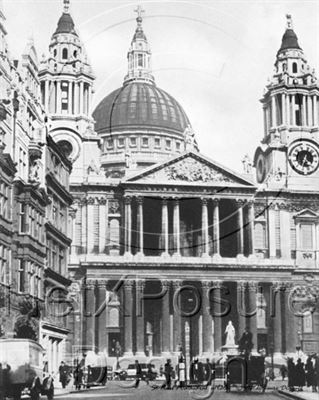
[118,138,125,148]
[154,138,161,148]
[255,222,266,249]
[107,139,113,149]
[300,223,313,250]
[176,142,181,151]
[62,48,68,60]
[61,81,69,112]
[19,203,28,233]
[138,53,143,67]
[130,137,137,147]
[292,62,297,73]
[0,245,6,284]
[303,311,313,333]
[18,259,25,293]
[142,137,149,147]
[166,140,171,149]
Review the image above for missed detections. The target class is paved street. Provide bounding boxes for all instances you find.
[52,381,284,400]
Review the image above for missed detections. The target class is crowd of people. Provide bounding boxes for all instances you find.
[286,353,319,392]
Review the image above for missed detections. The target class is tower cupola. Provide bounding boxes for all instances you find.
[124,6,154,84]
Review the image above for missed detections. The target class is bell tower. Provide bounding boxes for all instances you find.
[254,15,319,190]
[39,0,99,181]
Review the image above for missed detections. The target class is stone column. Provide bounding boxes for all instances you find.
[172,280,182,352]
[286,94,291,125]
[85,281,96,350]
[45,80,50,111]
[70,208,77,255]
[313,95,318,126]
[74,81,79,114]
[307,95,312,126]
[263,106,268,137]
[68,81,73,114]
[302,95,307,125]
[283,284,298,353]
[279,207,291,259]
[123,280,134,356]
[272,282,283,355]
[268,205,276,258]
[79,81,84,114]
[281,93,286,125]
[202,281,212,355]
[99,199,107,254]
[201,198,209,256]
[236,200,244,256]
[212,199,220,255]
[124,197,132,255]
[81,200,87,254]
[97,280,107,352]
[88,86,92,115]
[247,281,258,351]
[161,199,169,254]
[87,198,95,253]
[271,94,277,127]
[161,280,171,354]
[237,281,247,336]
[247,201,255,256]
[173,199,180,255]
[57,80,62,114]
[136,197,144,255]
[292,94,296,125]
[212,281,223,352]
[135,279,145,356]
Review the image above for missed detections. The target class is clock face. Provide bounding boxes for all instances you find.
[288,141,319,175]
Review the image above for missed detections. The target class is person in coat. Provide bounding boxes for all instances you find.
[295,358,305,391]
[164,359,173,389]
[134,360,142,388]
[74,363,83,390]
[59,361,69,389]
[287,358,295,392]
[305,356,315,389]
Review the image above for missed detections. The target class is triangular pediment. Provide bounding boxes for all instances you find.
[294,208,319,219]
[125,151,255,187]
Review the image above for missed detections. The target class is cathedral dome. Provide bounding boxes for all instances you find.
[93,81,190,136]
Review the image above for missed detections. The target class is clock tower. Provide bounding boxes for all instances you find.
[254,15,319,191]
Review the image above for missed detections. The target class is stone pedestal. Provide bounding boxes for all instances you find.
[221,344,239,355]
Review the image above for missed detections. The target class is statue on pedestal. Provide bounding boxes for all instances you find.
[225,321,235,346]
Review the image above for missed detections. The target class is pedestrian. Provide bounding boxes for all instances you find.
[204,358,213,385]
[164,359,172,389]
[287,357,295,392]
[177,356,186,388]
[145,363,154,385]
[0,363,4,400]
[59,361,69,389]
[305,356,315,390]
[74,363,83,390]
[280,364,287,381]
[134,360,142,388]
[238,327,253,356]
[295,358,305,391]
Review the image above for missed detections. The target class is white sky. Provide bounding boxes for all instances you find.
[3,0,319,172]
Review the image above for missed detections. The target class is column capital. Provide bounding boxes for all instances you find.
[247,199,255,206]
[86,279,97,289]
[98,197,107,205]
[201,281,212,289]
[136,196,144,205]
[201,197,208,206]
[124,196,132,205]
[212,197,220,205]
[172,279,183,289]
[173,197,180,205]
[272,281,286,292]
[161,197,168,205]
[135,279,145,290]
[124,279,134,289]
[161,279,171,289]
[247,281,258,291]
[236,198,246,206]
[97,279,108,288]
[211,280,223,289]
[237,280,247,291]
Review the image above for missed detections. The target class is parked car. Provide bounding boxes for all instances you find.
[0,338,54,400]
[124,363,157,381]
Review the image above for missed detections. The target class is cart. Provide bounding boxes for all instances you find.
[0,338,54,400]
[224,354,267,392]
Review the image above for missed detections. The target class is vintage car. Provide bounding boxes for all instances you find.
[224,354,267,392]
[0,338,54,400]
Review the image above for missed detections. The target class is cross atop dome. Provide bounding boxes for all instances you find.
[64,0,70,13]
[134,5,145,21]
[286,14,293,29]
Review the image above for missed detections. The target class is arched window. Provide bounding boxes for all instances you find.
[62,48,68,60]
[53,49,57,57]
[292,62,297,73]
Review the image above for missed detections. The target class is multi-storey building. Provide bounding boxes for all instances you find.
[0,1,73,376]
[2,0,319,367]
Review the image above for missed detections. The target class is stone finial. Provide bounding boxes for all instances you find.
[286,14,293,29]
[64,0,70,13]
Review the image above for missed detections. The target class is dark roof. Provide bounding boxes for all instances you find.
[93,81,190,135]
[53,12,78,37]
[278,28,301,54]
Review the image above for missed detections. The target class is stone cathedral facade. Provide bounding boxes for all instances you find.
[9,1,319,364]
